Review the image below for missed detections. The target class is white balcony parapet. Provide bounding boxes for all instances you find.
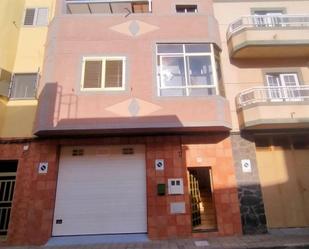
[237,86,309,108]
[227,14,309,40]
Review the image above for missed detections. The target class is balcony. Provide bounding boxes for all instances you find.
[227,15,309,59]
[65,0,152,14]
[236,86,309,130]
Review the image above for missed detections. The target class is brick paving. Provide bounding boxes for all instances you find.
[3,233,309,249]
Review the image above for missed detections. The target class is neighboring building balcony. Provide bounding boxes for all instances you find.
[227,15,309,59]
[236,85,309,129]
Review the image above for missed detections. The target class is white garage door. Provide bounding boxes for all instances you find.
[52,145,147,236]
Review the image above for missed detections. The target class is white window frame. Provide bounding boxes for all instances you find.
[23,7,49,27]
[266,72,300,101]
[81,56,126,91]
[9,72,39,100]
[156,44,219,97]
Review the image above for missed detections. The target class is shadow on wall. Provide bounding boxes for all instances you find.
[34,83,229,136]
[230,57,309,69]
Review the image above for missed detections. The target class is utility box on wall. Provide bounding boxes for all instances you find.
[168,178,184,195]
[157,183,166,196]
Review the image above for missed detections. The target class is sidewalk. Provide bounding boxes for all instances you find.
[4,230,309,249]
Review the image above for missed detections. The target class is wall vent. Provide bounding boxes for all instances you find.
[72,149,84,156]
[122,147,134,155]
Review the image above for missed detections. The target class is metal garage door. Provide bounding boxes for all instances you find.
[256,136,309,228]
[52,145,147,236]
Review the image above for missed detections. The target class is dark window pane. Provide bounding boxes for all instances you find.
[157,44,183,53]
[105,60,123,88]
[185,44,211,53]
[24,8,35,25]
[83,61,102,88]
[176,5,197,13]
[11,74,37,99]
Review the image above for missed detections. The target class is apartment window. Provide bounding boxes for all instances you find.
[156,44,218,97]
[66,1,150,14]
[81,57,126,91]
[10,74,38,99]
[266,72,300,100]
[176,5,198,13]
[24,8,49,26]
[253,10,284,27]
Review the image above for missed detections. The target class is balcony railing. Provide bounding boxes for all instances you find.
[227,14,309,39]
[65,0,152,14]
[237,86,309,108]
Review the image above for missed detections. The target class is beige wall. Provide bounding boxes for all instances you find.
[213,0,309,131]
[0,0,56,139]
[13,0,56,73]
[238,103,309,129]
[0,0,25,72]
[0,100,38,138]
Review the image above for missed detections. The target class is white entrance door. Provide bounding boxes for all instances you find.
[52,145,147,236]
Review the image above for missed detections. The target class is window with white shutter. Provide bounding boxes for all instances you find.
[36,8,49,26]
[23,8,49,26]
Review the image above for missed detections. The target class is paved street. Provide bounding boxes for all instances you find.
[4,231,309,249]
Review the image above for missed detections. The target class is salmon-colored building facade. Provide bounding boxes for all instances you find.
[3,0,309,246]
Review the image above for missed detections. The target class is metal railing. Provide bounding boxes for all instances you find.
[0,175,16,236]
[227,14,309,39]
[65,0,153,13]
[237,86,309,108]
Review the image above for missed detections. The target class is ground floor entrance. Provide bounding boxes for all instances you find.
[0,161,17,238]
[0,134,242,246]
[53,145,147,236]
[255,135,309,228]
[188,168,217,231]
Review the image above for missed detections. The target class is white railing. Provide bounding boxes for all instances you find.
[227,14,309,39]
[237,86,309,108]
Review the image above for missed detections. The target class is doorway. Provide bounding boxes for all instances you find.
[188,167,217,231]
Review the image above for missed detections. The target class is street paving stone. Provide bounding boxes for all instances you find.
[3,234,309,249]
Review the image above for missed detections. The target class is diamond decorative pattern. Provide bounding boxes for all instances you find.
[110,20,159,37]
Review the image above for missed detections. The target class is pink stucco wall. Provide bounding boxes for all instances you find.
[35,0,230,135]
